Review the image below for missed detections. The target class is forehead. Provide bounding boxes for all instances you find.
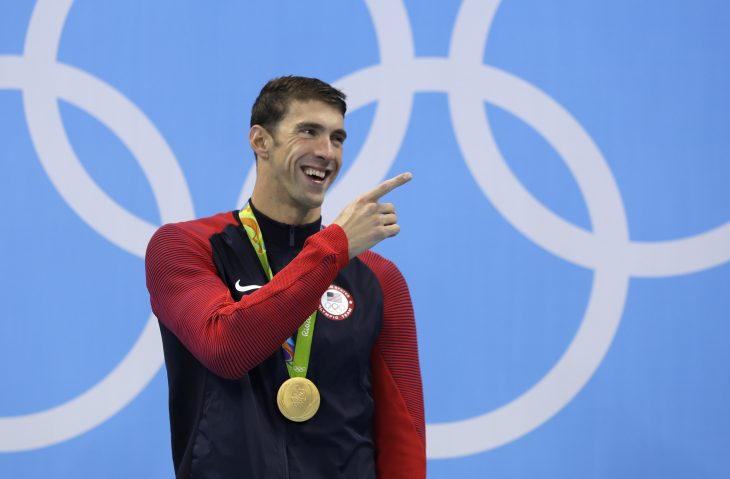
[280,99,344,129]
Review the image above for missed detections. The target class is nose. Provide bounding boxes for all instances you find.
[314,135,338,161]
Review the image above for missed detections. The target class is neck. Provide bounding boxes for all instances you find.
[249,189,320,225]
[248,200,321,248]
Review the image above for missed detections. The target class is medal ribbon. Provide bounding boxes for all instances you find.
[239,203,316,379]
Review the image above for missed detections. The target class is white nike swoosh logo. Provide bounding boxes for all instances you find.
[235,281,262,293]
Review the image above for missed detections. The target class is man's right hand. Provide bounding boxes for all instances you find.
[332,172,413,259]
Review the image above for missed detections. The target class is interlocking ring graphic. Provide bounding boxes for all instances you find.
[0,0,194,452]
[2,0,730,458]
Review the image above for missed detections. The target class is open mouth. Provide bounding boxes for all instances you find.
[301,166,330,183]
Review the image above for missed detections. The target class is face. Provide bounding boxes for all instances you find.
[251,99,346,223]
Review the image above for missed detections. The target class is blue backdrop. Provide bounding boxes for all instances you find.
[2,0,729,477]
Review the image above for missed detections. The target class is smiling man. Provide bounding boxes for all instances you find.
[145,76,426,478]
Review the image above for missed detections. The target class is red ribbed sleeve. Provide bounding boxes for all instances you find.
[145,217,349,380]
[360,252,426,479]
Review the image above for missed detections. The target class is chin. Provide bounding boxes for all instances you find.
[295,193,325,210]
[303,198,325,210]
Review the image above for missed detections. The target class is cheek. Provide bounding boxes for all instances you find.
[282,154,299,172]
[286,145,307,165]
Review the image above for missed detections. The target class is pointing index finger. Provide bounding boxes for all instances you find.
[362,172,413,201]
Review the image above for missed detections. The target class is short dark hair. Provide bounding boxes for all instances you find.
[250,76,347,132]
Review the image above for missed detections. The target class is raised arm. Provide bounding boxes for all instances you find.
[146,173,413,381]
[145,220,348,379]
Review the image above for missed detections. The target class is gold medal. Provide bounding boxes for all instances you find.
[277,377,320,422]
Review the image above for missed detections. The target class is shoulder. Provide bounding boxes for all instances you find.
[356,251,411,300]
[358,251,405,283]
[146,211,239,260]
[149,211,238,245]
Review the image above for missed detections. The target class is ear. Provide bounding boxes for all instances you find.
[249,125,273,160]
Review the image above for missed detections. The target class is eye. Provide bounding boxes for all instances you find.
[332,134,345,146]
[298,126,317,137]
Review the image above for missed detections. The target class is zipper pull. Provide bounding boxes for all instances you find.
[289,226,295,247]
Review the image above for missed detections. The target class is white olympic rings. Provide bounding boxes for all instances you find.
[1,0,729,459]
[0,0,193,451]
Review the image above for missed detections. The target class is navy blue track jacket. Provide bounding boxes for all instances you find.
[146,203,425,478]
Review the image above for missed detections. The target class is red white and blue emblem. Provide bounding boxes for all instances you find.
[318,285,354,321]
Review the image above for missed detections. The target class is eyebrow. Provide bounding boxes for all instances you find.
[296,122,348,140]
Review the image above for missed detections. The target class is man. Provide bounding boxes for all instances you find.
[146,76,425,478]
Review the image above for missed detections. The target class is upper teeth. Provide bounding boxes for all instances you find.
[304,168,325,179]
